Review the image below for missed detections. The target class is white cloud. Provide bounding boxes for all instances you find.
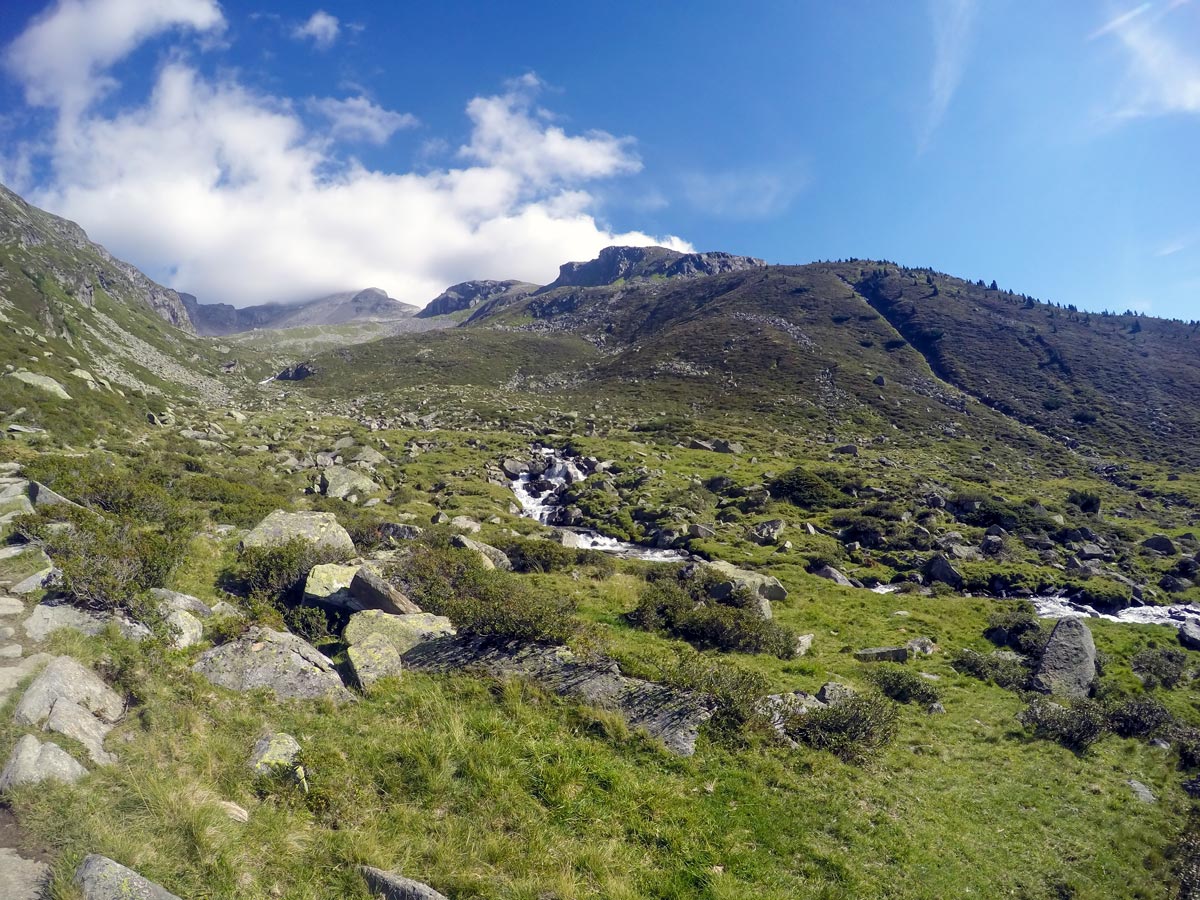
[3,0,223,115]
[920,0,979,152]
[292,11,340,49]
[1095,1,1200,118]
[681,167,805,220]
[310,95,418,144]
[4,9,687,309]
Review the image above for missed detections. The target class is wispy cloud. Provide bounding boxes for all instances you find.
[292,10,339,49]
[1156,232,1199,256]
[309,95,418,144]
[680,166,807,220]
[919,0,979,152]
[1093,1,1200,119]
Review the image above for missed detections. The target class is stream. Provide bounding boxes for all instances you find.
[508,450,687,562]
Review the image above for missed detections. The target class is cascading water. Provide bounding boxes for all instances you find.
[508,450,687,562]
[1028,594,1200,630]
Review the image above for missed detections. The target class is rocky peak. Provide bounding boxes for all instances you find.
[542,245,767,292]
[417,280,534,318]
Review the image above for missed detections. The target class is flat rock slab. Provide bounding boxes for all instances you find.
[303,563,361,608]
[854,647,909,663]
[240,510,355,555]
[1031,617,1096,698]
[74,854,182,900]
[403,635,714,756]
[23,601,148,643]
[0,847,49,900]
[0,734,88,790]
[0,653,53,706]
[193,628,352,702]
[345,610,455,655]
[0,597,24,616]
[14,656,125,766]
[359,866,449,900]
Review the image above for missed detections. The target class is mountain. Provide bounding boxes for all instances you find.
[415,279,537,318]
[0,182,235,437]
[540,245,766,292]
[183,287,421,336]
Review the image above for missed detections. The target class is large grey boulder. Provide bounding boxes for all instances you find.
[14,656,125,766]
[1142,535,1178,555]
[452,535,512,570]
[747,519,786,545]
[403,635,714,756]
[359,866,449,900]
[1031,617,1096,698]
[22,601,148,642]
[0,734,87,790]
[193,628,353,702]
[73,854,181,900]
[703,560,787,619]
[1179,619,1200,652]
[319,466,378,501]
[925,554,964,589]
[302,563,360,608]
[0,846,50,900]
[811,565,853,587]
[347,632,404,689]
[5,371,70,401]
[350,565,422,615]
[344,610,455,655]
[240,510,355,556]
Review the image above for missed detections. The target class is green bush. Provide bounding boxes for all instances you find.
[951,648,1029,689]
[767,466,841,510]
[866,664,942,706]
[503,538,616,577]
[1018,697,1108,753]
[1105,695,1172,738]
[629,580,798,659]
[984,601,1050,658]
[661,650,770,743]
[233,539,351,604]
[1132,647,1189,689]
[284,605,333,645]
[1172,726,1200,770]
[785,692,900,764]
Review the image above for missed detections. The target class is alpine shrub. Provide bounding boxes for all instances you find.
[1018,697,1108,753]
[866,664,942,706]
[785,692,900,764]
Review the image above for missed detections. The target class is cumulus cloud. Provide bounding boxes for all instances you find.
[2,5,688,307]
[309,95,419,144]
[920,0,979,152]
[3,0,224,115]
[1093,1,1200,119]
[293,11,340,49]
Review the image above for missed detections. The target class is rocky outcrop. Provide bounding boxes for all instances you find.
[276,361,319,381]
[344,610,455,655]
[350,565,422,615]
[542,246,766,292]
[1030,618,1096,698]
[417,280,535,318]
[14,656,124,765]
[193,628,353,702]
[319,466,378,501]
[0,734,88,790]
[402,635,714,756]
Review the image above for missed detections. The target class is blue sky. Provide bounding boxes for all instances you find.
[1,1,1198,316]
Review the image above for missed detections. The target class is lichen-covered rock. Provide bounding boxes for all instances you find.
[0,734,87,790]
[73,854,181,900]
[344,610,455,655]
[1031,617,1096,698]
[350,564,422,615]
[248,732,301,775]
[359,866,449,900]
[303,563,360,607]
[347,632,404,689]
[14,656,124,766]
[193,628,352,701]
[319,466,379,501]
[240,510,355,555]
[403,634,714,756]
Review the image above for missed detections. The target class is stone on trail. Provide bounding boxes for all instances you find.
[192,628,353,702]
[1030,617,1096,699]
[240,509,355,556]
[14,656,125,766]
[0,847,50,900]
[344,610,455,655]
[0,734,87,790]
[23,600,148,643]
[348,631,404,689]
[359,866,450,900]
[73,854,182,900]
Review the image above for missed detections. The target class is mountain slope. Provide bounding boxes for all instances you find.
[184,287,422,336]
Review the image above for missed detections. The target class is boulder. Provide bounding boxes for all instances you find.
[1030,617,1096,698]
[353,446,387,466]
[0,846,50,899]
[14,656,124,765]
[795,633,814,656]
[500,459,529,479]
[149,589,211,618]
[73,854,181,900]
[240,510,355,555]
[319,466,378,501]
[23,601,148,643]
[350,565,422,615]
[359,866,449,900]
[193,628,352,702]
[163,608,203,649]
[0,735,87,790]
[704,561,787,609]
[811,565,853,587]
[344,610,455,655]
[5,371,71,401]
[747,519,786,545]
[1178,620,1200,652]
[816,681,856,705]
[925,554,964,589]
[452,535,512,570]
[302,563,360,608]
[347,632,404,689]
[248,732,301,775]
[854,647,909,663]
[28,482,84,510]
[449,515,482,534]
[1142,535,1178,555]
[906,637,937,656]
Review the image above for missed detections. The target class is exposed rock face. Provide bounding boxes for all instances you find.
[359,866,449,899]
[14,656,125,765]
[1179,620,1200,652]
[703,560,788,617]
[1142,535,1178,555]
[276,361,319,381]
[0,734,88,790]
[303,563,361,608]
[925,554,964,588]
[73,854,182,900]
[0,846,50,899]
[543,246,766,291]
[23,600,148,642]
[5,371,71,401]
[1031,617,1096,698]
[350,565,422,615]
[402,635,714,756]
[812,565,853,587]
[452,535,512,570]
[240,510,355,555]
[193,628,353,702]
[417,280,535,318]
